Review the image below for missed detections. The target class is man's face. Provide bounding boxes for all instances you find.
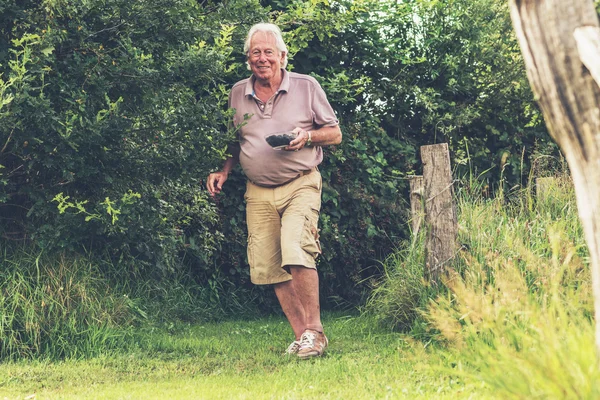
[248,32,285,83]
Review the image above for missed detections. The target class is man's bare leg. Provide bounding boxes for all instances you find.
[274,265,322,338]
[289,266,327,359]
[288,265,323,332]
[274,279,306,340]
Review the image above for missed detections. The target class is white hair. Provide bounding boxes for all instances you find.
[243,23,288,69]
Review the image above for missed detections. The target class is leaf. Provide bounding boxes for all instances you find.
[41,46,55,56]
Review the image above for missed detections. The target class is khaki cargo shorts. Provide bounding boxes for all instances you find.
[244,169,322,285]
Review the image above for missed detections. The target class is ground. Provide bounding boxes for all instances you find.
[0,313,490,399]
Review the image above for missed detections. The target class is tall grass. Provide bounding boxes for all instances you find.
[370,173,600,398]
[365,229,432,331]
[428,175,599,398]
[0,249,136,360]
[0,246,260,360]
[136,269,259,325]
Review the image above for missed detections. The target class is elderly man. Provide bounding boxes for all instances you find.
[207,23,342,359]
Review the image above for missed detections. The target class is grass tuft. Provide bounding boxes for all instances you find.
[364,229,434,331]
[0,249,136,360]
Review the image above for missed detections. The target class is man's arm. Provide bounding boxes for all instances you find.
[206,144,240,196]
[286,125,342,151]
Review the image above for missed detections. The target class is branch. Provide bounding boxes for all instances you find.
[574,26,600,88]
[86,22,126,39]
[425,179,457,203]
[1,126,15,154]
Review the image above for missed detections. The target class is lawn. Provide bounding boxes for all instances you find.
[0,313,489,399]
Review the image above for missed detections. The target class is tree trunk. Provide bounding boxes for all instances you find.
[509,0,600,353]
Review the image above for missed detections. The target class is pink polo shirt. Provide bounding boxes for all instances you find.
[229,69,339,187]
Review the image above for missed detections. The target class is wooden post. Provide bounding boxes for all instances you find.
[421,143,458,281]
[409,175,424,237]
[510,0,600,354]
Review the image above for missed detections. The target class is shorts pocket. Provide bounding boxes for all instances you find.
[301,207,322,259]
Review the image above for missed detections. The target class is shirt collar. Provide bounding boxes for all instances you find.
[245,69,289,98]
[278,69,290,92]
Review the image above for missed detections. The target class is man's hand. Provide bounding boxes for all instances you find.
[285,128,309,152]
[207,171,229,196]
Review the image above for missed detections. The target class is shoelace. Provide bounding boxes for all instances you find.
[285,340,301,354]
[298,331,316,350]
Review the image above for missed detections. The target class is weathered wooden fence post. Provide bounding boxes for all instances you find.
[409,175,424,237]
[421,143,458,281]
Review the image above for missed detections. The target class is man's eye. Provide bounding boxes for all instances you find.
[265,50,274,56]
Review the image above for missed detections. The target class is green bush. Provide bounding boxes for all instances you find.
[0,0,244,274]
[213,114,412,307]
[221,0,555,305]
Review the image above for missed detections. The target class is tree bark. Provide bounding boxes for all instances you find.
[574,26,600,86]
[509,0,600,353]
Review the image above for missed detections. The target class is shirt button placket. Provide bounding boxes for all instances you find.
[265,101,273,117]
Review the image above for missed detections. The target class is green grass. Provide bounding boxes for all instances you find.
[365,174,600,399]
[0,313,490,399]
[0,246,261,361]
[423,176,600,399]
[365,228,433,333]
[0,249,135,360]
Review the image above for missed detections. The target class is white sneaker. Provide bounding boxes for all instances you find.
[285,340,301,355]
[297,329,328,359]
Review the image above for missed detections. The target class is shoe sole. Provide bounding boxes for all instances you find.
[297,344,327,359]
[297,351,323,359]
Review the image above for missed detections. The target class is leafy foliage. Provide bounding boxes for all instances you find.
[211,0,555,304]
[0,0,246,274]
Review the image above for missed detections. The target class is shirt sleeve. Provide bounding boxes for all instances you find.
[311,81,339,127]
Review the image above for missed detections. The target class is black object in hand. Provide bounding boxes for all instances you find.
[265,132,296,148]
